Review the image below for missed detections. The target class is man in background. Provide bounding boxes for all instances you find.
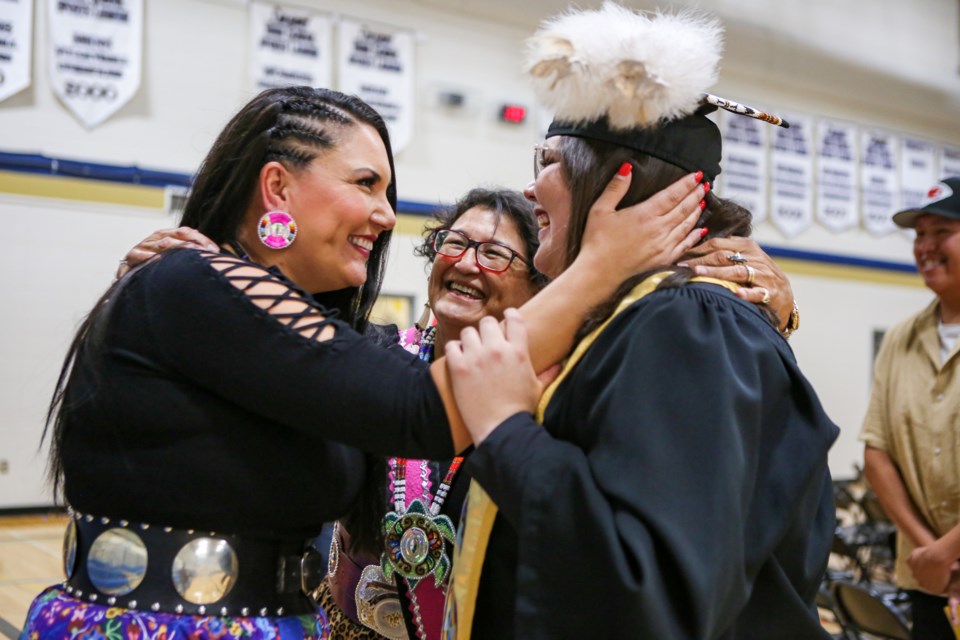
[861,177,960,640]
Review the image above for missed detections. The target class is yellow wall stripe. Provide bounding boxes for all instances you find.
[775,257,923,288]
[0,170,166,208]
[0,170,922,287]
[395,214,431,236]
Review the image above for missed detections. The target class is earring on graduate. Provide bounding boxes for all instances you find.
[257,211,298,249]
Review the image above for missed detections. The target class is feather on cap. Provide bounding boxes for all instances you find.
[526,3,723,130]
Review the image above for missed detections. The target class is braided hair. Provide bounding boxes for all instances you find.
[181,86,397,330]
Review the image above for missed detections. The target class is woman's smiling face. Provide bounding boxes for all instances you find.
[525,138,572,280]
[427,206,538,338]
[255,123,396,294]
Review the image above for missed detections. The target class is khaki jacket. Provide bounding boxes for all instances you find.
[860,299,960,592]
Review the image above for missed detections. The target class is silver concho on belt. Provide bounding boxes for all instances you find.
[62,518,78,580]
[355,565,406,640]
[87,528,148,596]
[172,537,239,604]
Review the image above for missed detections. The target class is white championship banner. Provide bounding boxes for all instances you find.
[815,119,858,233]
[940,146,960,181]
[769,112,814,238]
[860,129,899,236]
[47,0,142,128]
[900,138,937,213]
[249,2,331,91]
[0,0,33,103]
[337,19,414,153]
[716,108,768,224]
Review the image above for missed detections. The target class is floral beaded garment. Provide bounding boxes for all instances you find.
[21,587,331,640]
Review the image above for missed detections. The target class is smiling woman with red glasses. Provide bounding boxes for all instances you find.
[323,189,547,640]
[425,203,544,366]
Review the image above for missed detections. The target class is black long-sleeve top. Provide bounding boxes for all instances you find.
[61,249,453,539]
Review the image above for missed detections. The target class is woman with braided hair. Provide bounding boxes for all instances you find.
[22,85,709,639]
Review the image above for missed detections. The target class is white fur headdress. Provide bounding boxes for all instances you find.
[526,3,723,129]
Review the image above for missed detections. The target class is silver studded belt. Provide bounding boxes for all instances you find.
[62,511,325,617]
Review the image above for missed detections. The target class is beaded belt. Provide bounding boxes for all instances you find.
[62,511,324,617]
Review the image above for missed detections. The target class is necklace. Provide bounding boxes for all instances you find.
[355,325,461,639]
[380,325,460,588]
[381,456,462,589]
[416,324,436,362]
[227,240,250,259]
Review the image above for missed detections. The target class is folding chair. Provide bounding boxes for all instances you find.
[831,580,911,640]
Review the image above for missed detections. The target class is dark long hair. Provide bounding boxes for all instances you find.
[415,187,549,291]
[550,135,758,338]
[43,89,398,549]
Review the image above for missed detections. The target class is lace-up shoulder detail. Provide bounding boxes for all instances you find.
[206,252,339,342]
[108,247,453,460]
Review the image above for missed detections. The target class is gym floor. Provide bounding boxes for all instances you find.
[0,512,65,638]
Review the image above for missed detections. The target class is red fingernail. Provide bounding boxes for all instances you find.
[700,227,709,238]
[618,162,632,176]
[699,199,706,210]
[694,170,704,183]
[703,181,711,194]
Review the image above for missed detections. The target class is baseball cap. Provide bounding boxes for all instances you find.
[892,177,960,228]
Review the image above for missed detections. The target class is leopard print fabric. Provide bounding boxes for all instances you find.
[313,577,390,639]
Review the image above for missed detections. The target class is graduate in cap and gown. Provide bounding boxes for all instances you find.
[441,5,838,639]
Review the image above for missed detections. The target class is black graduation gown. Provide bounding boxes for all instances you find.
[465,282,838,639]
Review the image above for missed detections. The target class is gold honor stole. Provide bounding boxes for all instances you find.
[442,273,739,639]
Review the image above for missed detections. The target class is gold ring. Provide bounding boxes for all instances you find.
[744,264,756,287]
[760,288,771,304]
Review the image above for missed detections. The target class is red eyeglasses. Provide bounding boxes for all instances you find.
[433,229,530,273]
